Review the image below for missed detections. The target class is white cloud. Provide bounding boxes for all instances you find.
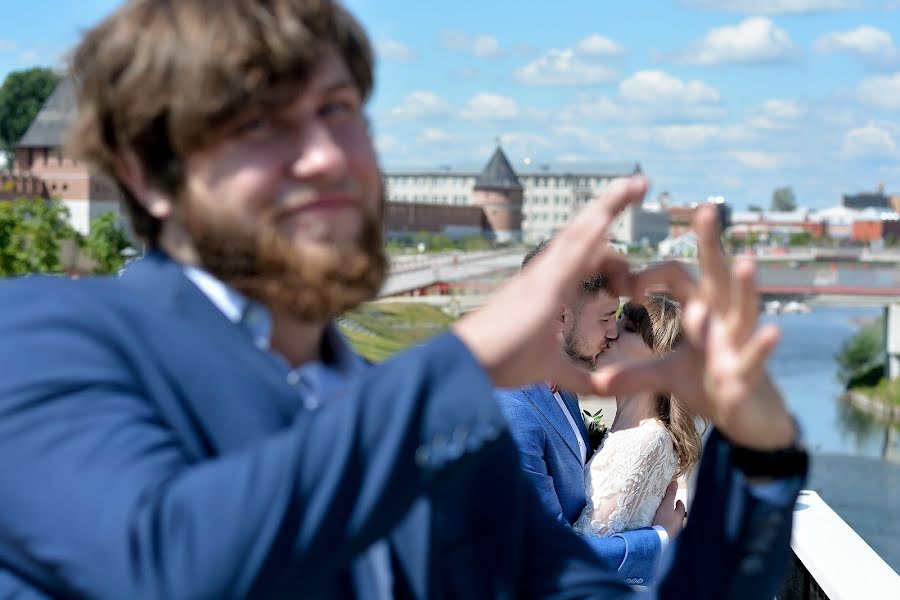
[375,134,408,156]
[389,91,453,119]
[555,153,594,164]
[376,38,415,61]
[460,93,520,120]
[729,150,783,169]
[858,71,900,110]
[841,122,898,158]
[814,26,897,65]
[516,49,618,86]
[620,70,720,104]
[655,125,723,150]
[677,17,799,65]
[747,99,807,130]
[683,0,861,14]
[440,31,502,58]
[0,39,15,51]
[575,34,625,57]
[472,36,501,59]
[615,70,725,121]
[417,128,458,144]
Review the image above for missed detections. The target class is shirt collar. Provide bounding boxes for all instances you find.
[184,265,248,324]
[183,265,363,374]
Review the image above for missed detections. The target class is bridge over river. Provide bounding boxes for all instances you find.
[381,250,900,304]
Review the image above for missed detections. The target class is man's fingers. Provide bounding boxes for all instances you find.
[663,480,677,502]
[588,352,681,399]
[738,323,781,378]
[542,176,648,284]
[629,261,699,306]
[569,176,648,237]
[731,257,760,342]
[694,205,730,313]
[675,499,686,517]
[547,353,600,396]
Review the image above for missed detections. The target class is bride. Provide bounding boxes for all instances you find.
[573,295,704,537]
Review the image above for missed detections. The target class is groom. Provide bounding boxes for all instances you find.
[495,241,682,585]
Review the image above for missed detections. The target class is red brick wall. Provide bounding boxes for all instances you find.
[852,220,882,241]
[385,202,485,234]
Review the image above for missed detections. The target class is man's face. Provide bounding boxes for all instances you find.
[173,47,387,321]
[562,291,620,369]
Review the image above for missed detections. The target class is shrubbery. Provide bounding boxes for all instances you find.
[835,317,884,387]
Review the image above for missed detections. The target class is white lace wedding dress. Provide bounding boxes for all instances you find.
[573,419,677,537]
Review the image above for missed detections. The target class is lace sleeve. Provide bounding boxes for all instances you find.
[582,427,676,536]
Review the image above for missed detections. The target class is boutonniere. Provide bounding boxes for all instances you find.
[582,409,608,455]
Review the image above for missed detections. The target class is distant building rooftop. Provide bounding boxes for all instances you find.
[16,77,77,149]
[474,147,522,191]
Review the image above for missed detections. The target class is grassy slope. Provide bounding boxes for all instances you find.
[338,302,456,362]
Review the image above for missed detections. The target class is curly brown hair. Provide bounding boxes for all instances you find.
[66,0,374,245]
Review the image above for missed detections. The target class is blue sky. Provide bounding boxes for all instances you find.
[2,0,899,209]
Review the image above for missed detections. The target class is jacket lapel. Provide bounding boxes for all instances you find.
[562,390,590,446]
[119,253,300,421]
[521,384,584,464]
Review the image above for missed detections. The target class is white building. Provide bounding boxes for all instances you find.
[383,150,652,244]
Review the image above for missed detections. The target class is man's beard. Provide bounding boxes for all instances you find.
[181,193,388,323]
[563,325,597,370]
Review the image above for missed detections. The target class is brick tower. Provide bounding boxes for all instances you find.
[472,146,522,243]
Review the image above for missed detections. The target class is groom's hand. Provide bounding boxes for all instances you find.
[653,481,685,540]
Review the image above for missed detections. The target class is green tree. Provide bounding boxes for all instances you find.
[0,198,77,276]
[788,231,812,247]
[835,317,884,386]
[771,186,797,212]
[0,67,61,163]
[83,211,132,274]
[747,204,763,212]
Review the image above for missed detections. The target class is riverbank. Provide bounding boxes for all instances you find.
[843,389,900,424]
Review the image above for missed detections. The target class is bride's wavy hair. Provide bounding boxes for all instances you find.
[620,295,705,478]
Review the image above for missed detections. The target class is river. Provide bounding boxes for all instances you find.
[765,305,900,573]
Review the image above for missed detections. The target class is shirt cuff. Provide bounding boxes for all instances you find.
[652,525,669,550]
[747,476,802,506]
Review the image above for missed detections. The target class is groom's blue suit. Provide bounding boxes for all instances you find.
[0,253,804,599]
[495,385,662,583]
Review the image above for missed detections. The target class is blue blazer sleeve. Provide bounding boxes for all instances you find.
[495,390,661,583]
[0,281,505,599]
[658,429,805,600]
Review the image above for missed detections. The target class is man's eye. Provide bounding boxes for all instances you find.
[320,100,356,118]
[234,117,273,136]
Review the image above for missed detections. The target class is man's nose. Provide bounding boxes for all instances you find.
[288,120,347,183]
[606,320,619,340]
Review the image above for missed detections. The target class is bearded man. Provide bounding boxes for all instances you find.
[0,1,806,599]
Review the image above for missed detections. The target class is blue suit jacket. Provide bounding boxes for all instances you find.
[0,254,804,599]
[495,385,661,583]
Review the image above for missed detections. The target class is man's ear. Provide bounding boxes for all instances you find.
[115,152,173,220]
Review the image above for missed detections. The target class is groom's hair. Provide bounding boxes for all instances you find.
[522,240,610,297]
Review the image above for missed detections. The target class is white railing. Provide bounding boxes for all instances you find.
[780,490,900,599]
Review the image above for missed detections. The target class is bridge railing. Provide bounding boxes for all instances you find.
[779,490,900,599]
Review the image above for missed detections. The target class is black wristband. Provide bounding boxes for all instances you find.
[730,441,809,479]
